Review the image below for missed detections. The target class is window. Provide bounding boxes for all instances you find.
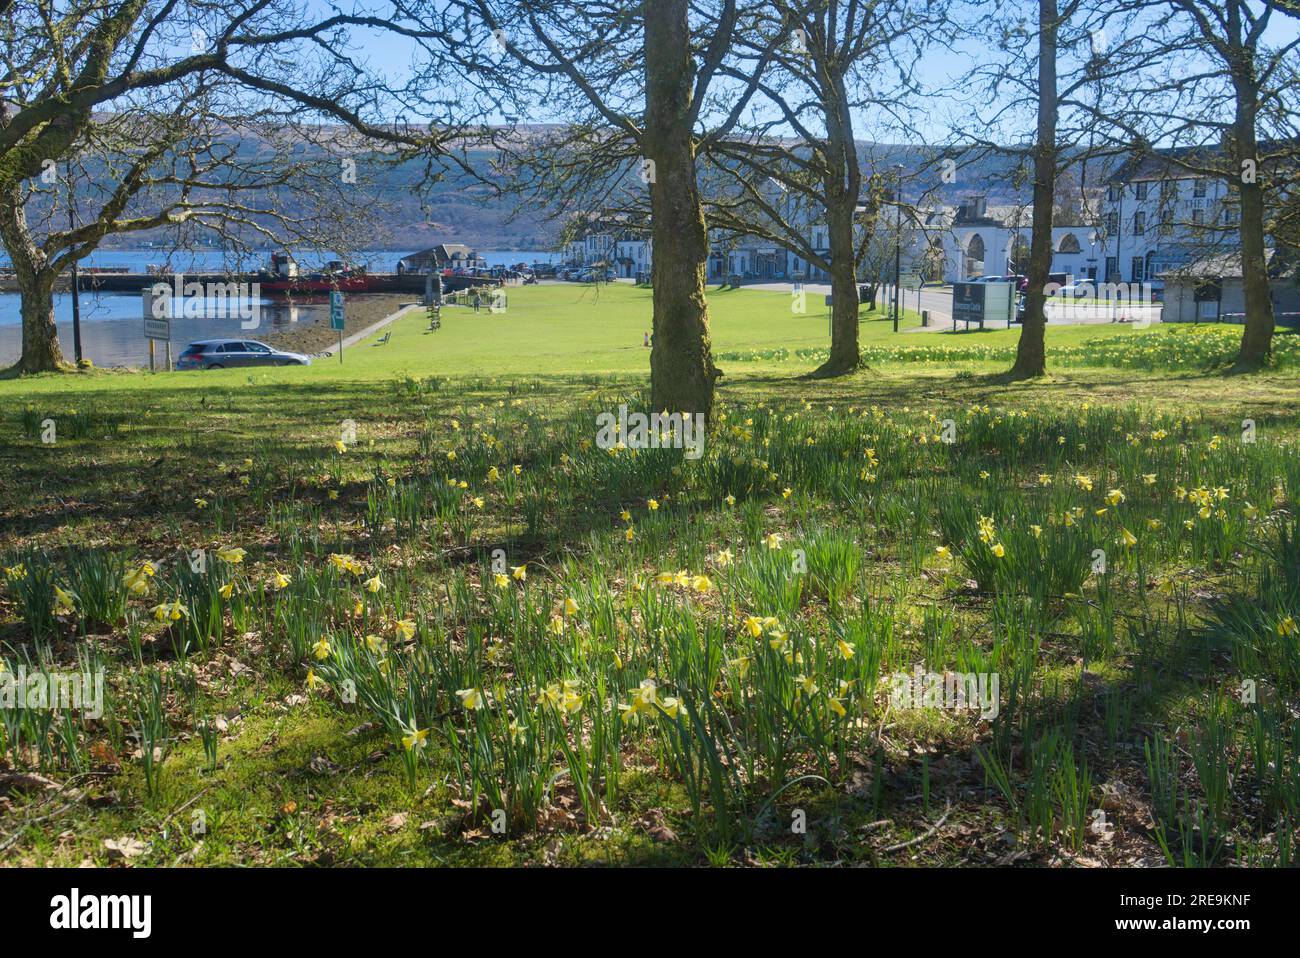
[1135,182,1149,201]
[1107,185,1120,202]
[1161,179,1179,198]
[1194,178,1207,198]
[1192,209,1204,226]
[1160,209,1173,235]
[1133,211,1145,235]
[1105,212,1118,234]
[1105,256,1118,281]
[217,343,243,353]
[244,342,271,353]
[1131,257,1145,282]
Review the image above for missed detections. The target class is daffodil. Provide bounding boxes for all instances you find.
[763,532,783,550]
[269,570,291,591]
[218,582,234,599]
[52,586,76,616]
[394,619,416,641]
[363,575,384,594]
[456,687,485,710]
[563,596,579,617]
[312,637,332,660]
[216,546,247,564]
[151,600,188,623]
[123,563,155,595]
[836,638,855,660]
[402,724,429,751]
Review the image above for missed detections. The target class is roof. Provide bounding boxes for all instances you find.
[1109,139,1300,184]
[397,244,479,269]
[1158,248,1297,281]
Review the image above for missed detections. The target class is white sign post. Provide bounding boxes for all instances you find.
[142,286,171,371]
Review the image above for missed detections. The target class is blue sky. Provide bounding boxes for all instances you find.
[306,1,1300,146]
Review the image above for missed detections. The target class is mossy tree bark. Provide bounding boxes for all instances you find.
[814,73,864,377]
[644,0,719,419]
[1008,0,1058,381]
[0,187,67,373]
[1226,2,1274,372]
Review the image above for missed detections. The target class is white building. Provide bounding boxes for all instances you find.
[1100,149,1239,295]
[932,196,1097,284]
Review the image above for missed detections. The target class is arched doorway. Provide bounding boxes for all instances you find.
[964,233,985,279]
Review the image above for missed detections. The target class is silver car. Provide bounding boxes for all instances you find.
[177,339,312,370]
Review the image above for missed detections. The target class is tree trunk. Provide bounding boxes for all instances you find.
[17,279,66,373]
[644,0,718,418]
[1008,0,1058,380]
[815,202,862,376]
[812,74,863,377]
[1228,36,1274,371]
[0,186,68,373]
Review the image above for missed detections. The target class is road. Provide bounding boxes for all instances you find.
[742,281,1163,332]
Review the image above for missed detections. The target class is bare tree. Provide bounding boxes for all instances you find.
[947,1,1139,379]
[448,0,782,418]
[705,0,943,377]
[0,0,461,373]
[1101,0,1300,371]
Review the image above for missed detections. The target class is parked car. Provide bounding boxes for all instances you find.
[1053,283,1090,298]
[177,339,312,370]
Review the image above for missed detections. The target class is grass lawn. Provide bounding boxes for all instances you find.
[1,281,1299,867]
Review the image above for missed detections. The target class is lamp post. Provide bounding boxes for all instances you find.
[67,160,83,365]
[893,164,903,333]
